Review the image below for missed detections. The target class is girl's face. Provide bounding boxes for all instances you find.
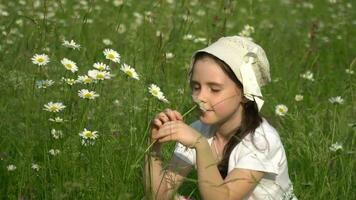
[190,56,244,125]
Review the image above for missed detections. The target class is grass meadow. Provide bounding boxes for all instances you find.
[0,0,355,199]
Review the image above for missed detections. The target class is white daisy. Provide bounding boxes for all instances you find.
[183,34,195,40]
[328,96,344,104]
[61,58,78,73]
[79,128,99,146]
[193,37,207,43]
[120,63,139,80]
[78,89,99,100]
[31,54,50,66]
[51,128,63,139]
[7,164,16,171]
[87,69,111,80]
[43,102,66,113]
[62,77,77,85]
[48,149,60,156]
[31,163,40,171]
[49,117,65,123]
[275,104,288,116]
[36,79,55,89]
[62,39,80,50]
[295,94,304,101]
[165,52,174,59]
[238,24,255,37]
[93,62,110,71]
[192,95,208,112]
[300,70,315,81]
[77,75,94,84]
[148,84,169,103]
[102,38,113,46]
[103,49,120,63]
[345,69,354,75]
[329,142,343,152]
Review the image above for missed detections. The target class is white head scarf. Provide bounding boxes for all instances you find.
[189,36,271,111]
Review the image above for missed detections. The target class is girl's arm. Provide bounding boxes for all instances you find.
[144,144,193,200]
[194,139,264,200]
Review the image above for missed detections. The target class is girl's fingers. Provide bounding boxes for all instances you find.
[152,118,162,127]
[164,108,177,121]
[153,121,177,140]
[158,112,170,123]
[173,110,183,120]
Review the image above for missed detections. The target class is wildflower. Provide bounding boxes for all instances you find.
[183,34,194,40]
[62,77,77,85]
[48,149,60,156]
[329,142,343,152]
[31,163,40,171]
[31,54,50,66]
[165,52,174,59]
[103,49,120,63]
[51,128,63,139]
[120,63,140,80]
[36,80,55,89]
[295,94,304,101]
[7,164,16,171]
[117,24,126,34]
[79,128,99,146]
[93,62,110,71]
[329,96,344,104]
[102,38,113,46]
[62,39,80,50]
[275,104,288,116]
[238,24,255,38]
[78,89,99,100]
[61,58,78,73]
[88,69,111,80]
[193,37,207,43]
[49,117,65,123]
[192,95,207,112]
[148,84,169,103]
[300,70,315,81]
[77,75,94,84]
[43,102,66,113]
[345,69,354,75]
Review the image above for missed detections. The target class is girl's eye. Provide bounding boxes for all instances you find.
[211,88,220,93]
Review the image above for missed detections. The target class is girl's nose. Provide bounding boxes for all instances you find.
[195,90,207,103]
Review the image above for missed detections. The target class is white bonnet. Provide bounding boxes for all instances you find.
[189,36,271,111]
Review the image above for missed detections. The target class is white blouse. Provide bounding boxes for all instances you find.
[173,118,298,200]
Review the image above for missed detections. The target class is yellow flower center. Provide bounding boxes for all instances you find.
[152,90,158,96]
[65,64,72,69]
[84,131,94,138]
[126,71,133,77]
[84,78,92,83]
[84,93,93,98]
[50,106,58,112]
[37,57,44,63]
[97,74,105,79]
[108,54,115,59]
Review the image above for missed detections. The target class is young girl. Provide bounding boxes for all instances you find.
[144,36,298,200]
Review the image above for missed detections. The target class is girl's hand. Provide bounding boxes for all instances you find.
[152,120,203,149]
[150,108,183,143]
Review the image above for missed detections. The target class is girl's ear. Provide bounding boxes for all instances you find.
[241,96,249,104]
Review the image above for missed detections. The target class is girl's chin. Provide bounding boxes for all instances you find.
[199,111,216,124]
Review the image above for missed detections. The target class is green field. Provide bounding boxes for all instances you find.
[0,0,355,199]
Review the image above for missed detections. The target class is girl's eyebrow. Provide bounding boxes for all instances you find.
[190,80,224,87]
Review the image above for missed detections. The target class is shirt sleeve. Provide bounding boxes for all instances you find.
[173,120,203,166]
[231,129,283,174]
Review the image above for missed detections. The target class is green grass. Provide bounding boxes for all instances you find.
[0,0,355,199]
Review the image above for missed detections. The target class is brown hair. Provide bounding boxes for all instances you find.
[189,52,263,179]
